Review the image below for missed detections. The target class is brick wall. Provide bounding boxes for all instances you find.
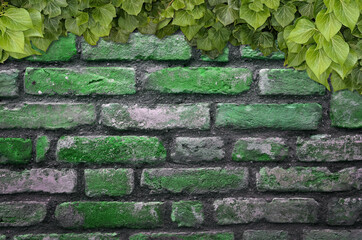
[0,32,361,240]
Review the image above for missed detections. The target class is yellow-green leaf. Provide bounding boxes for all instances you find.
[306,45,332,77]
[315,9,341,41]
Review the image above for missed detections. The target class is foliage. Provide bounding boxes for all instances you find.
[0,0,361,93]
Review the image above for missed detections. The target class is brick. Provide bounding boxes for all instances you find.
[171,137,224,163]
[257,167,358,192]
[84,169,134,197]
[241,46,285,60]
[27,34,77,62]
[303,230,362,240]
[243,230,288,240]
[0,103,95,129]
[216,103,322,130]
[330,90,362,128]
[24,67,136,96]
[201,47,229,62]
[0,235,4,240]
[0,138,32,164]
[214,198,318,224]
[129,232,234,240]
[297,135,362,162]
[0,69,18,97]
[35,136,50,162]
[327,198,362,225]
[81,33,191,61]
[57,136,166,165]
[101,103,210,130]
[145,67,252,94]
[141,167,248,194]
[0,202,46,227]
[0,168,77,194]
[14,233,120,240]
[258,69,325,95]
[171,201,204,227]
[55,202,163,229]
[232,137,288,162]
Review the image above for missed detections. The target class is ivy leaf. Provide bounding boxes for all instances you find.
[330,73,348,91]
[181,25,203,40]
[92,4,116,26]
[122,0,144,16]
[65,18,87,35]
[172,0,186,10]
[287,46,307,67]
[0,7,33,31]
[0,29,25,53]
[306,45,332,78]
[118,11,139,32]
[239,3,270,30]
[208,0,227,6]
[331,49,357,78]
[333,0,359,30]
[249,0,264,12]
[261,0,280,10]
[323,34,349,65]
[252,31,274,49]
[24,9,43,38]
[214,4,238,26]
[90,22,112,37]
[105,28,130,43]
[83,29,99,45]
[288,18,316,44]
[315,9,341,41]
[233,24,254,45]
[298,2,314,19]
[197,34,213,51]
[173,10,196,26]
[208,27,230,51]
[189,4,206,19]
[76,12,89,26]
[306,67,331,90]
[274,3,296,28]
[30,37,53,52]
[43,0,67,18]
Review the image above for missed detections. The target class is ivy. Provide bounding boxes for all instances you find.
[0,0,361,93]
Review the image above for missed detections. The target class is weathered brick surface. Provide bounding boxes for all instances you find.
[0,138,32,164]
[241,46,285,60]
[0,103,95,129]
[129,232,234,240]
[145,67,252,94]
[0,69,18,97]
[0,168,77,194]
[232,137,288,162]
[216,103,322,130]
[57,136,166,165]
[297,135,362,162]
[303,230,362,240]
[81,33,191,61]
[14,233,120,240]
[327,198,362,225]
[35,136,50,162]
[55,202,163,229]
[0,235,4,240]
[0,202,47,227]
[25,67,136,95]
[171,201,204,227]
[171,137,224,163]
[141,167,248,194]
[258,69,325,95]
[243,230,289,240]
[101,103,210,130]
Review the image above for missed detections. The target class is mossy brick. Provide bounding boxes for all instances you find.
[171,137,225,163]
[257,167,358,192]
[243,230,288,240]
[26,34,77,62]
[0,202,46,227]
[0,168,77,194]
[214,198,318,225]
[241,46,285,60]
[141,167,248,194]
[258,69,325,95]
[0,235,4,240]
[327,198,362,225]
[201,47,229,62]
[0,69,18,97]
[101,103,210,130]
[0,138,32,164]
[129,232,234,240]
[171,201,204,227]
[297,135,362,162]
[14,233,120,240]
[81,33,191,61]
[216,103,322,130]
[0,103,95,129]
[303,230,362,240]
[24,67,136,96]
[232,137,288,162]
[84,168,134,197]
[145,67,252,94]
[35,136,50,162]
[330,90,362,128]
[55,201,163,229]
[56,136,166,165]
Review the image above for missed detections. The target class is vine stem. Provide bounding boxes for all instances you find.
[166,0,175,9]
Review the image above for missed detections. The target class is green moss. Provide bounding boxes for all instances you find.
[14,233,119,240]
[0,138,32,164]
[201,48,229,62]
[129,232,234,240]
[0,70,19,97]
[35,136,50,162]
[171,201,204,227]
[241,46,285,60]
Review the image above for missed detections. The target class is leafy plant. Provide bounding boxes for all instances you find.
[0,0,361,93]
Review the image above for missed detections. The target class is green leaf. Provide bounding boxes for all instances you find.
[323,34,349,65]
[330,72,348,91]
[92,4,116,26]
[233,24,254,45]
[197,35,213,51]
[274,3,297,28]
[331,49,357,78]
[333,0,359,30]
[208,0,227,6]
[122,0,144,16]
[249,0,264,12]
[298,2,314,19]
[287,46,307,67]
[261,0,280,10]
[208,27,230,51]
[30,37,53,52]
[306,45,332,77]
[43,0,65,18]
[306,67,331,90]
[105,28,130,43]
[172,0,185,10]
[90,22,112,37]
[239,3,270,30]
[189,4,206,19]
[24,9,43,38]
[0,7,33,31]
[181,25,203,40]
[83,29,99,45]
[214,4,238,26]
[173,10,196,26]
[0,29,25,53]
[315,9,341,41]
[252,31,274,49]
[65,18,87,35]
[118,11,139,32]
[76,12,89,26]
[288,18,316,44]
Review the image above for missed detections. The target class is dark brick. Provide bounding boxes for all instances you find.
[0,202,46,227]
[0,138,32,164]
[327,198,362,225]
[0,69,18,97]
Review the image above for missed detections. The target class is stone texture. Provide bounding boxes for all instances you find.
[55,202,163,229]
[129,232,234,240]
[257,167,358,192]
[101,103,210,130]
[35,136,50,162]
[141,167,248,194]
[303,230,362,240]
[56,136,166,165]
[81,33,191,61]
[0,103,95,129]
[24,67,136,95]
[297,135,362,162]
[243,230,289,240]
[330,90,362,128]
[327,198,362,225]
[14,233,120,240]
[84,168,134,197]
[171,137,225,163]
[216,103,322,130]
[258,69,325,95]
[0,168,77,194]
[0,138,32,164]
[214,198,318,224]
[201,47,229,62]
[232,137,288,162]
[145,67,252,94]
[0,202,47,227]
[241,46,285,60]
[0,69,18,97]
[171,201,204,227]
